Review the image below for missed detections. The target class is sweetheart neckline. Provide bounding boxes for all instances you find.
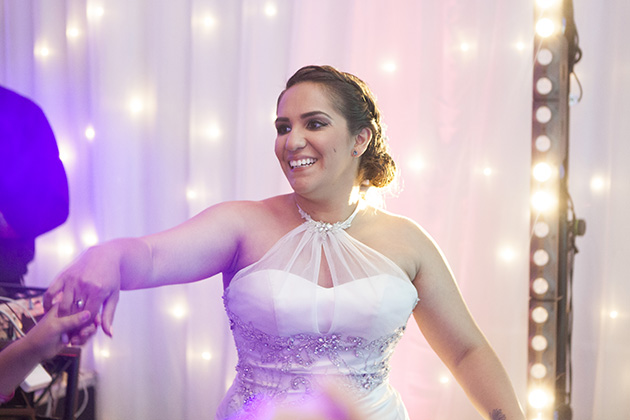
[225,269,418,298]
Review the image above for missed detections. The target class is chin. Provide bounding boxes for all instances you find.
[287,179,318,197]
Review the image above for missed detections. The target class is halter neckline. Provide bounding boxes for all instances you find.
[296,202,361,234]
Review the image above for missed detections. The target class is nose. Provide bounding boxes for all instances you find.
[284,128,307,151]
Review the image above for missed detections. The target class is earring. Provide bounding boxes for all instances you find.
[352,150,359,157]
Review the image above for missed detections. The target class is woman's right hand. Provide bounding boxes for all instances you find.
[43,244,122,344]
[41,202,248,344]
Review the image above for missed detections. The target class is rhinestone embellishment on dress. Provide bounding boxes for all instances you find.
[296,204,358,237]
[223,294,405,401]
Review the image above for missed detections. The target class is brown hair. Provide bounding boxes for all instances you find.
[278,65,396,188]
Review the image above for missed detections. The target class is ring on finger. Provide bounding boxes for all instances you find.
[75,299,85,309]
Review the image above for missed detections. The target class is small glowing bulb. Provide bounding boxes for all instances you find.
[35,46,50,57]
[533,249,550,266]
[483,167,493,176]
[531,190,555,212]
[590,176,606,192]
[609,310,619,319]
[533,162,553,182]
[57,142,76,166]
[531,335,548,351]
[172,305,187,319]
[460,42,470,52]
[382,61,397,73]
[536,77,553,95]
[535,18,555,38]
[535,105,552,123]
[203,15,217,28]
[407,156,424,172]
[515,41,526,51]
[186,188,198,200]
[88,6,105,19]
[532,277,549,294]
[99,349,111,358]
[57,241,75,258]
[439,375,450,384]
[528,388,553,409]
[536,0,557,9]
[537,48,553,66]
[129,97,144,114]
[264,3,277,17]
[535,135,551,152]
[530,363,547,379]
[531,306,549,323]
[202,351,212,360]
[499,247,515,262]
[67,27,80,38]
[533,221,550,238]
[206,124,221,140]
[85,125,96,140]
[81,230,99,247]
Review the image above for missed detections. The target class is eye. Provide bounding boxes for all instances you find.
[306,119,327,130]
[276,124,291,135]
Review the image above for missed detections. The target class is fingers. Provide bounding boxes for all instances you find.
[51,274,105,322]
[58,285,78,317]
[51,284,116,339]
[59,310,91,333]
[43,276,64,311]
[44,247,121,339]
[54,307,97,346]
[70,322,98,346]
[101,291,120,337]
[82,291,102,323]
[61,309,93,347]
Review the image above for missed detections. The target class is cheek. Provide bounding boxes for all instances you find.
[274,137,284,161]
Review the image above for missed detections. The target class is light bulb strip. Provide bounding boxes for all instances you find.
[528,1,574,419]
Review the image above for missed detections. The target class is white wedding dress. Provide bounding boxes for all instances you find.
[216,204,419,419]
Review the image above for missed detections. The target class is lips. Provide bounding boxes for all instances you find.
[289,158,317,169]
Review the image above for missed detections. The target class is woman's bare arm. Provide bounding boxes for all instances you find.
[409,223,525,419]
[44,200,248,339]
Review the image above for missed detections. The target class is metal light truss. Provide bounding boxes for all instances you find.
[528,2,572,419]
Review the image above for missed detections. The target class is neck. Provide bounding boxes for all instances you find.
[293,186,362,223]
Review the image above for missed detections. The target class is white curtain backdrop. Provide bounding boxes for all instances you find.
[1,0,628,419]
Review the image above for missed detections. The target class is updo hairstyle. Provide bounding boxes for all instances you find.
[278,65,396,188]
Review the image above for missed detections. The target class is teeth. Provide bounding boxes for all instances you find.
[289,158,317,169]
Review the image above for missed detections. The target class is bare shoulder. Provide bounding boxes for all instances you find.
[209,195,300,274]
[353,206,443,281]
[360,206,438,251]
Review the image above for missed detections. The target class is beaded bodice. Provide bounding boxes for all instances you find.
[217,203,418,419]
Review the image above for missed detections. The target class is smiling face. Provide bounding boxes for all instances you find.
[275,82,363,200]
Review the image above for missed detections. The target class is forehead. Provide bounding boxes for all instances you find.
[277,82,337,117]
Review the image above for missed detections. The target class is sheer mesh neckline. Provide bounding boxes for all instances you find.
[296,202,361,235]
[227,198,412,293]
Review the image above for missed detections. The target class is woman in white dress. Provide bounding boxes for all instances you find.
[45,65,525,420]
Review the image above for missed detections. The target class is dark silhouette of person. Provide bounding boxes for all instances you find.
[0,86,69,284]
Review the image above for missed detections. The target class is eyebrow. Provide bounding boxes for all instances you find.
[275,110,333,124]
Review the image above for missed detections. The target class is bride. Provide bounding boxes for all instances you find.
[45,65,525,420]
